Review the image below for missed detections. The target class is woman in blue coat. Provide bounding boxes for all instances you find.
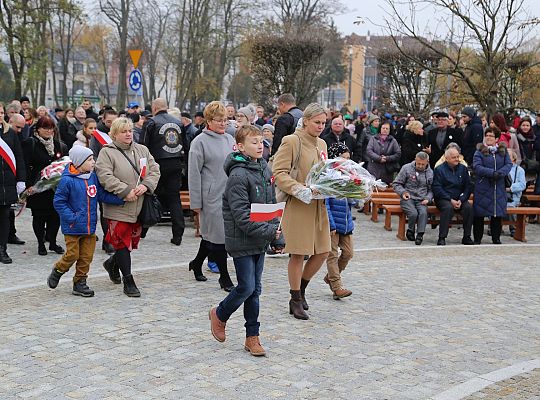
[472,127,512,244]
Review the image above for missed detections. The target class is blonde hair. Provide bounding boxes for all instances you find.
[168,107,181,120]
[406,120,423,133]
[109,117,133,140]
[203,101,226,122]
[302,103,326,127]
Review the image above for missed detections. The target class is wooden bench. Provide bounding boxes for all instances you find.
[523,194,540,203]
[180,190,200,237]
[371,197,400,222]
[383,204,540,242]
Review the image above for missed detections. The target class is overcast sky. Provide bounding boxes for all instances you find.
[332,0,540,39]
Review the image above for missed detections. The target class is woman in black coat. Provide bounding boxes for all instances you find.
[22,116,67,255]
[0,107,26,264]
[401,120,430,165]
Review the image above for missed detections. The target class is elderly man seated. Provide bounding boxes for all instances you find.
[392,151,433,245]
[432,147,474,246]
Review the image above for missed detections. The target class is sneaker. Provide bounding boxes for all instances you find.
[244,336,266,357]
[209,307,226,342]
[47,268,64,289]
[72,279,95,297]
[207,261,219,273]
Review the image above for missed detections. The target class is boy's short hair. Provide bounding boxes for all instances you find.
[235,125,262,144]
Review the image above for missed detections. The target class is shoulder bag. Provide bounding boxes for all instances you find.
[114,146,163,228]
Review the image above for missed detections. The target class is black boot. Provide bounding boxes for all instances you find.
[38,242,47,256]
[217,263,234,292]
[289,290,309,320]
[406,229,415,241]
[47,268,64,289]
[300,279,310,310]
[0,244,12,264]
[103,256,121,284]
[123,274,141,297]
[188,260,207,282]
[49,243,64,254]
[72,279,95,297]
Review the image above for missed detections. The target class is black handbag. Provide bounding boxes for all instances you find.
[114,146,162,228]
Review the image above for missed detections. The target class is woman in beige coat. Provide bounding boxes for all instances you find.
[272,103,331,320]
[96,117,160,297]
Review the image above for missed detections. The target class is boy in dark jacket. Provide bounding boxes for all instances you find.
[209,125,282,357]
[47,146,124,297]
[323,142,354,300]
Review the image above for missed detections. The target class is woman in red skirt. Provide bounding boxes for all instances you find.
[95,117,160,297]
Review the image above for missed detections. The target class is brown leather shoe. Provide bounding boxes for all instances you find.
[289,290,309,320]
[333,288,352,300]
[209,307,226,342]
[244,336,266,357]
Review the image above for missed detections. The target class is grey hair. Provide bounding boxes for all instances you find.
[302,103,326,127]
[416,151,429,160]
[445,142,461,152]
[445,146,460,157]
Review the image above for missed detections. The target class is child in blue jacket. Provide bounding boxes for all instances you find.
[48,146,124,297]
[324,143,355,300]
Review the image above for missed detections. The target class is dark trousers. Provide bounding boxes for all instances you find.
[435,199,473,239]
[0,205,10,245]
[9,209,16,239]
[217,253,264,337]
[155,161,185,240]
[32,211,60,245]
[192,239,232,286]
[473,216,502,243]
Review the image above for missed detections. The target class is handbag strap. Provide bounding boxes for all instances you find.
[290,134,302,178]
[513,165,518,183]
[114,145,140,175]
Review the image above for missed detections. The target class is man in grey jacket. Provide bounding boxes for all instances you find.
[392,151,433,245]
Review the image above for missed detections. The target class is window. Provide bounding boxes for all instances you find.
[73,63,84,74]
[73,81,84,94]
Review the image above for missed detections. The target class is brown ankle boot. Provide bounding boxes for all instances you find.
[300,279,310,310]
[244,336,266,356]
[209,307,226,342]
[289,290,309,320]
[333,287,352,300]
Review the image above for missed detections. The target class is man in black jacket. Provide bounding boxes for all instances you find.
[427,111,463,169]
[81,99,99,121]
[271,93,303,155]
[142,98,185,246]
[320,116,359,161]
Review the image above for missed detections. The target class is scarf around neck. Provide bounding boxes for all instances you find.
[34,132,55,156]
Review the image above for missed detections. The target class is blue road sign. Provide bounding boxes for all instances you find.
[129,69,142,92]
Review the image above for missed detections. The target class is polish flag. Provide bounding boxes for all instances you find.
[0,137,16,175]
[249,202,286,222]
[139,157,147,179]
[92,129,112,146]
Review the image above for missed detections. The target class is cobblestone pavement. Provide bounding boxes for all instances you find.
[463,369,540,399]
[1,211,539,399]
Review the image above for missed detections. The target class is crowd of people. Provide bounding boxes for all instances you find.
[0,93,539,357]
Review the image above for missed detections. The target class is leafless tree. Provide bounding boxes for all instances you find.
[380,0,540,117]
[100,0,130,110]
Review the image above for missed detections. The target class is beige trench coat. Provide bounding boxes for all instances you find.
[272,128,331,255]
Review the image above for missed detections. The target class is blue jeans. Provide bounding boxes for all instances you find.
[216,253,264,337]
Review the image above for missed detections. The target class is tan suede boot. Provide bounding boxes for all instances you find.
[244,336,266,357]
[209,307,226,342]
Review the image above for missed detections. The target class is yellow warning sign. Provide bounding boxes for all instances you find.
[129,50,143,69]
